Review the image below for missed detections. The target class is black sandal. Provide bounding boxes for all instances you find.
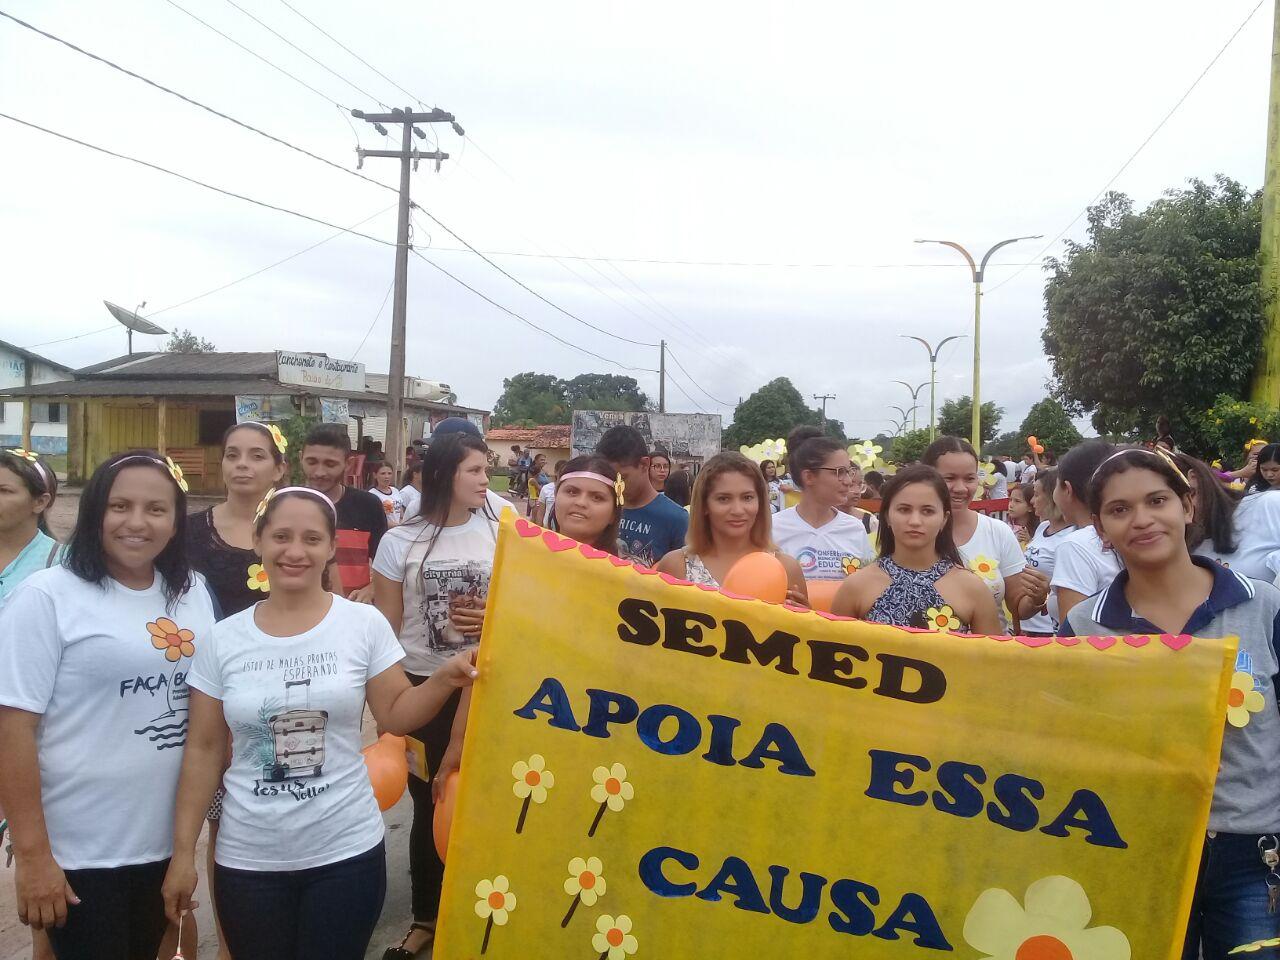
[382,922,435,960]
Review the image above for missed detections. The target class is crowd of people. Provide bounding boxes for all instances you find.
[2,416,1280,959]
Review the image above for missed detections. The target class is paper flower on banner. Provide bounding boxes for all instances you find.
[1232,936,1280,953]
[1228,671,1265,728]
[977,461,998,488]
[148,618,196,662]
[164,456,189,493]
[849,440,882,467]
[561,856,606,927]
[588,763,633,837]
[963,875,1131,960]
[475,876,516,955]
[245,563,270,593]
[969,555,1000,582]
[268,424,288,454]
[592,915,638,960]
[1229,478,1247,492]
[760,438,786,460]
[512,754,555,833]
[926,605,961,634]
[871,456,897,476]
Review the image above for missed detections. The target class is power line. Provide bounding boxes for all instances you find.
[150,204,397,317]
[219,0,388,107]
[410,248,655,373]
[986,0,1267,295]
[273,0,430,108]
[412,211,658,348]
[26,326,117,349]
[0,111,398,246]
[665,347,733,408]
[160,0,346,109]
[0,9,400,199]
[351,277,395,360]
[662,366,706,413]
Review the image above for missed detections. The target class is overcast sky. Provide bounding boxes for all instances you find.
[0,0,1271,439]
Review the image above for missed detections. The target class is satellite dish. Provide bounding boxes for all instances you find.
[104,300,167,354]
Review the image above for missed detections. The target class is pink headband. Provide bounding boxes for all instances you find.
[5,449,53,491]
[255,486,338,522]
[560,470,625,505]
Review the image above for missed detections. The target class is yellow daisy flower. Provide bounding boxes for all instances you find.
[1227,671,1265,728]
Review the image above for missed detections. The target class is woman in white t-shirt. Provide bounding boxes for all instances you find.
[162,488,476,960]
[369,463,406,526]
[371,432,499,958]
[1179,452,1280,581]
[1049,440,1120,623]
[772,434,874,580]
[923,437,1045,634]
[0,450,215,960]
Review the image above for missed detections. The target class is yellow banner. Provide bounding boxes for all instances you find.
[435,514,1234,959]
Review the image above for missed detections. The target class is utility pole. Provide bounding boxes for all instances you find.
[915,236,1041,453]
[900,335,966,442]
[353,106,456,469]
[1252,0,1280,403]
[814,393,835,423]
[658,340,666,413]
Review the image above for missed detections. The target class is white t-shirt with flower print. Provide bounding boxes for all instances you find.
[0,566,216,868]
[956,511,1026,634]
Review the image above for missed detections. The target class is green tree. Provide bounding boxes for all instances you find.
[164,328,216,353]
[936,396,1003,446]
[892,428,933,464]
[986,431,1025,458]
[563,374,650,411]
[492,372,569,427]
[723,377,829,449]
[1018,398,1083,459]
[1043,176,1262,451]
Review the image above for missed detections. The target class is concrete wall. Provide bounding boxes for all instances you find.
[0,348,69,453]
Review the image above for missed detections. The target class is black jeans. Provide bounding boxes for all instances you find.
[405,678,461,923]
[214,841,387,960]
[46,858,169,960]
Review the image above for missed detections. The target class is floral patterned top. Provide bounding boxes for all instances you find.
[866,555,969,633]
[684,552,719,587]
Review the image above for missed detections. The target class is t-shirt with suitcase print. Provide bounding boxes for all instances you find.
[372,510,500,677]
[187,595,404,871]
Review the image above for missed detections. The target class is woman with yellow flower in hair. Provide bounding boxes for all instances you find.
[0,450,215,960]
[832,464,999,635]
[1061,447,1280,960]
[183,421,287,959]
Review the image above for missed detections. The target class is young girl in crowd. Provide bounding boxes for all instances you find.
[184,421,288,960]
[1007,481,1039,547]
[1060,448,1280,960]
[0,449,59,960]
[163,488,477,960]
[839,463,880,537]
[188,422,288,618]
[0,448,60,608]
[371,433,499,958]
[663,468,693,509]
[400,462,422,523]
[0,451,215,960]
[922,437,1044,633]
[649,451,672,493]
[1245,443,1280,494]
[773,433,874,580]
[1176,453,1280,582]
[759,459,783,513]
[1021,469,1075,635]
[550,455,624,554]
[832,465,999,633]
[657,452,806,599]
[1050,440,1121,622]
[370,462,407,526]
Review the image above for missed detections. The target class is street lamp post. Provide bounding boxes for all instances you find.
[914,236,1042,453]
[900,334,966,442]
[893,381,929,431]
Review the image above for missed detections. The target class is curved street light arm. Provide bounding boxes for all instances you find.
[977,235,1043,282]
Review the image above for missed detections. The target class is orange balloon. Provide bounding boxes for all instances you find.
[805,579,844,613]
[722,551,788,603]
[433,770,460,861]
[362,734,408,811]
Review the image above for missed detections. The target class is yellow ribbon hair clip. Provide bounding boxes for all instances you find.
[163,456,189,493]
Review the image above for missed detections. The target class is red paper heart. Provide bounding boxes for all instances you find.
[659,573,692,587]
[514,518,541,538]
[1016,635,1053,648]
[578,544,609,560]
[607,556,632,568]
[541,530,577,552]
[1161,634,1193,651]
[1123,635,1150,647]
[1057,635,1081,646]
[1086,635,1116,650]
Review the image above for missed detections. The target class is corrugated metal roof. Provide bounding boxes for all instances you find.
[77,352,278,378]
[0,339,72,373]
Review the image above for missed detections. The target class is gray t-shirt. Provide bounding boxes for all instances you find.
[1063,559,1280,834]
